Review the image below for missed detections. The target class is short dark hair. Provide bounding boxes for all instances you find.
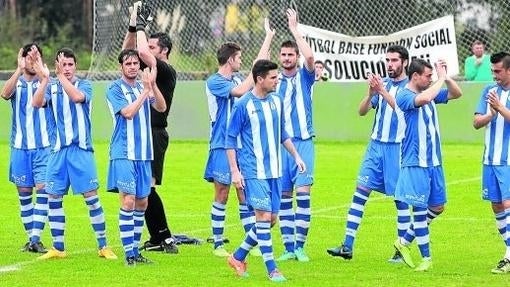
[22,43,42,57]
[281,40,299,54]
[408,59,432,80]
[56,47,77,63]
[150,32,172,57]
[314,60,324,66]
[386,45,409,62]
[251,59,278,82]
[217,42,241,65]
[490,52,510,69]
[118,49,139,64]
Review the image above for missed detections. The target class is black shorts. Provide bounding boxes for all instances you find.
[152,127,169,185]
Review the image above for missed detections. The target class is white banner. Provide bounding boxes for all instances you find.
[298,15,459,82]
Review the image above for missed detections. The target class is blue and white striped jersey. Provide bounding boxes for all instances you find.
[475,84,510,165]
[9,76,51,150]
[106,79,153,161]
[276,67,315,140]
[206,73,243,149]
[369,78,408,143]
[396,87,449,167]
[45,78,94,152]
[226,92,289,179]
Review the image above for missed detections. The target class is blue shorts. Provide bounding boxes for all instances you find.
[281,138,314,191]
[395,166,447,208]
[45,145,99,196]
[357,140,400,195]
[107,159,152,198]
[204,148,231,185]
[244,178,281,213]
[482,165,510,202]
[9,147,50,187]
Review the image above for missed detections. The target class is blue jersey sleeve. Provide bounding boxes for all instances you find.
[78,80,93,103]
[396,88,416,111]
[225,101,245,149]
[207,75,236,99]
[433,88,449,104]
[106,82,128,115]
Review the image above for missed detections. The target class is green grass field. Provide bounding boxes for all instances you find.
[0,80,502,286]
[0,141,508,286]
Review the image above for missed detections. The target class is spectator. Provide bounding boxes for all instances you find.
[464,40,492,81]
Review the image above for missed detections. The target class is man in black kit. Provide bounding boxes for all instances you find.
[122,1,178,254]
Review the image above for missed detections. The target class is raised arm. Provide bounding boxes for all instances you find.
[287,8,314,71]
[445,77,462,100]
[135,4,157,68]
[254,18,275,61]
[122,1,141,50]
[414,62,447,107]
[230,18,275,98]
[1,48,25,100]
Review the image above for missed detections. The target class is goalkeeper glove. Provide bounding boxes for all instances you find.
[136,3,152,31]
[129,1,142,31]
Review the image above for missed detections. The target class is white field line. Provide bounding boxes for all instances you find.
[0,176,480,274]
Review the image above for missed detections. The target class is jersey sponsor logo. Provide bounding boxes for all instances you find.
[250,196,270,209]
[11,174,27,185]
[116,179,136,192]
[357,175,369,184]
[404,193,426,204]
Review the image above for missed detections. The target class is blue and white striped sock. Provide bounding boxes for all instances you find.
[18,191,33,241]
[239,203,255,233]
[233,225,258,262]
[413,207,430,259]
[295,191,311,249]
[343,188,370,249]
[279,195,295,252]
[211,201,226,249]
[119,208,134,259]
[403,207,442,243]
[256,221,276,274]
[395,200,411,238]
[133,210,145,256]
[427,208,442,223]
[495,211,507,240]
[85,195,107,249]
[48,197,65,251]
[30,189,48,244]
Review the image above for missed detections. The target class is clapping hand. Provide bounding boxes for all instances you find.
[487,89,502,114]
[27,46,49,79]
[17,48,26,71]
[434,59,447,80]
